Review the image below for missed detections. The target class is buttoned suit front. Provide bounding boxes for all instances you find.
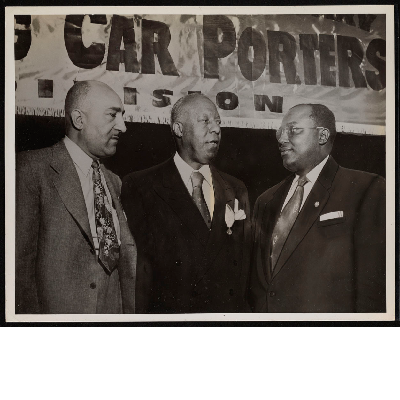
[249,156,386,313]
[121,158,252,314]
[16,140,137,314]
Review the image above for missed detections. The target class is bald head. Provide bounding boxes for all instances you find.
[65,80,116,121]
[64,80,126,159]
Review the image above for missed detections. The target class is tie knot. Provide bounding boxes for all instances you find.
[92,160,100,171]
[297,176,309,187]
[191,171,204,188]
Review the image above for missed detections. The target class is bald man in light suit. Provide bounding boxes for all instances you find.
[16,80,137,314]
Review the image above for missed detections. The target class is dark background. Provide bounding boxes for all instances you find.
[15,115,386,208]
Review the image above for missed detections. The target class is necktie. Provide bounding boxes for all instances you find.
[191,171,212,229]
[270,176,309,270]
[92,160,120,273]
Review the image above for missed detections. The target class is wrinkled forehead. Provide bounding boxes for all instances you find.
[282,105,313,126]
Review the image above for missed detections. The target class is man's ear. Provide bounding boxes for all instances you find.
[318,127,330,145]
[70,109,84,130]
[173,122,183,138]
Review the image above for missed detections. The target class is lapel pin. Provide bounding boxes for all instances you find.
[314,202,319,207]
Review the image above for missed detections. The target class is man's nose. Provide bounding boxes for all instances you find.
[276,127,288,143]
[209,119,221,134]
[115,113,127,133]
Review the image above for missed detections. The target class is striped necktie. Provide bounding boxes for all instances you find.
[191,171,212,229]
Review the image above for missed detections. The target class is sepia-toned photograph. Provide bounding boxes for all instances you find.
[5,6,396,322]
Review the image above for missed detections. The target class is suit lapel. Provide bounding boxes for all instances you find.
[272,156,339,279]
[153,158,210,247]
[50,141,94,248]
[101,165,135,246]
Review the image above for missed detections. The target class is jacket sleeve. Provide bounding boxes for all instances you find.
[121,175,154,313]
[15,153,41,313]
[354,175,386,312]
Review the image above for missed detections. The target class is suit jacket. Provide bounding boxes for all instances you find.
[249,156,386,313]
[16,140,137,314]
[121,157,252,313]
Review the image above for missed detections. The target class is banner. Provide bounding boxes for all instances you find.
[14,13,386,134]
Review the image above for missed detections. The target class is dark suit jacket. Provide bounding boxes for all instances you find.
[16,140,137,314]
[121,158,252,313]
[249,156,386,313]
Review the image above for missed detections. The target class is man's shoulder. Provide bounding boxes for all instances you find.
[335,164,385,187]
[17,146,52,162]
[212,166,247,191]
[17,143,60,170]
[256,175,292,204]
[122,158,171,187]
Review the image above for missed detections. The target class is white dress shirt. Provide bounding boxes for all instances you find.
[281,156,329,212]
[64,136,121,251]
[173,152,215,219]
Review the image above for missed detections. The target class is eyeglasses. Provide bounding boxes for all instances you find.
[276,126,324,137]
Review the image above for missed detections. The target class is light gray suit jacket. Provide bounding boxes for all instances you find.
[16,140,137,314]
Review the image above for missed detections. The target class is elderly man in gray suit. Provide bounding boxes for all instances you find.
[16,80,137,314]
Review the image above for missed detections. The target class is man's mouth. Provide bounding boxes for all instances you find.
[280,147,292,156]
[207,140,219,146]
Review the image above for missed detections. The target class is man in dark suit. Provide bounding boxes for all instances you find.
[249,104,385,313]
[121,94,251,313]
[16,80,137,314]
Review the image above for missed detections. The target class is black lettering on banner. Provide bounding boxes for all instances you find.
[203,15,236,79]
[337,35,367,88]
[38,79,53,98]
[107,15,139,73]
[299,34,318,85]
[319,34,336,87]
[142,19,179,76]
[238,27,266,81]
[324,15,356,27]
[64,15,107,69]
[366,39,386,91]
[124,87,138,105]
[312,14,375,32]
[216,92,239,110]
[14,15,32,60]
[358,15,377,32]
[152,89,173,107]
[254,95,283,113]
[267,31,299,85]
[188,91,202,94]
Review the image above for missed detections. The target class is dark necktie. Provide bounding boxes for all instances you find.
[270,176,309,270]
[92,160,120,273]
[191,171,212,229]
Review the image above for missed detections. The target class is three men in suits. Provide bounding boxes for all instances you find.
[16,80,137,314]
[249,104,386,313]
[121,94,251,313]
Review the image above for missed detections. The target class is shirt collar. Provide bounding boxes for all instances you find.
[173,152,212,187]
[63,136,95,177]
[293,155,330,185]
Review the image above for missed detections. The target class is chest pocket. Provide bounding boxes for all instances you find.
[317,216,347,239]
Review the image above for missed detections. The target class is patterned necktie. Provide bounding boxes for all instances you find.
[92,160,120,273]
[191,171,212,229]
[270,176,309,270]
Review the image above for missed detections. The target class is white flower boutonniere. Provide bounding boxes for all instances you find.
[225,199,246,235]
